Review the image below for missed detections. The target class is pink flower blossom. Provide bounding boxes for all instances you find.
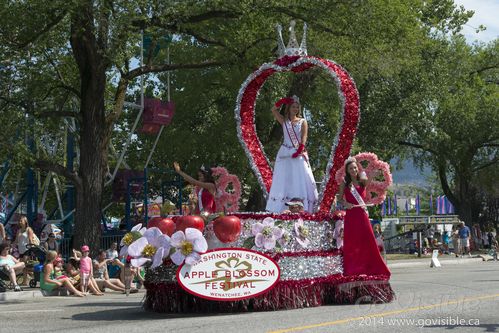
[252,217,284,250]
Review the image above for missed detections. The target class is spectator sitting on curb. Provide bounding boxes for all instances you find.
[93,250,136,293]
[0,242,24,291]
[40,250,84,297]
[65,257,81,286]
[110,254,144,289]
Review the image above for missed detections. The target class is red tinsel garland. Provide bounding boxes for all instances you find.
[232,211,336,221]
[235,56,360,214]
[143,273,394,313]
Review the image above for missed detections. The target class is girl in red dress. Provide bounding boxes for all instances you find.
[337,157,390,277]
[173,162,217,214]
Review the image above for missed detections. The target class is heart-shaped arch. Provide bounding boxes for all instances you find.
[234,56,360,213]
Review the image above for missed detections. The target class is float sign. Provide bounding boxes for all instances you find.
[177,248,280,301]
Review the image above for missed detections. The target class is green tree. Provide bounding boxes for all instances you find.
[361,36,498,225]
[0,0,476,248]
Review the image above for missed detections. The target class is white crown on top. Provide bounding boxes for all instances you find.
[276,20,307,57]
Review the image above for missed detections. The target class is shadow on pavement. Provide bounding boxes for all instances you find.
[424,324,499,332]
[71,307,251,321]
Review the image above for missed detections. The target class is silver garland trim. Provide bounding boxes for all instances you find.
[278,255,343,280]
[145,254,343,284]
[234,56,360,211]
[230,217,336,252]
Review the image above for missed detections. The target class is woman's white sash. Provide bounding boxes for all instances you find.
[350,184,369,216]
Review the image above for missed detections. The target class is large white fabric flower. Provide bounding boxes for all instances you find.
[127,227,171,268]
[294,219,310,248]
[170,228,208,266]
[252,217,284,250]
[119,223,147,257]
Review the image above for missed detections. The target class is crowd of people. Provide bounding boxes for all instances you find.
[0,220,143,296]
[403,222,498,257]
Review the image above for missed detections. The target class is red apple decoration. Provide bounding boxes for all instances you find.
[147,217,176,236]
[176,215,205,233]
[213,216,241,243]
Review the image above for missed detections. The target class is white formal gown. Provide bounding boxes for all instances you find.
[265,119,318,213]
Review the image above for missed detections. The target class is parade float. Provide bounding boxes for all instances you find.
[121,21,395,312]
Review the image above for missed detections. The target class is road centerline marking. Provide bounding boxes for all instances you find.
[269,293,499,333]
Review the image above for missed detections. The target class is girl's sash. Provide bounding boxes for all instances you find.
[283,120,309,163]
[349,184,369,217]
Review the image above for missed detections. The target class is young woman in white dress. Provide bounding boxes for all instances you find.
[265,96,318,213]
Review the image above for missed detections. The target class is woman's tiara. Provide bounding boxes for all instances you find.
[344,156,357,166]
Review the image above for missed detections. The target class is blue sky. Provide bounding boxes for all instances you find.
[454,0,499,43]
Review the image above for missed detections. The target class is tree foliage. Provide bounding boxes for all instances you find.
[0,0,494,245]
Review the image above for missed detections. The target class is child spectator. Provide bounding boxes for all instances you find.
[40,250,84,297]
[79,245,93,293]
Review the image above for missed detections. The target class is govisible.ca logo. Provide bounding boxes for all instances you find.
[177,248,281,301]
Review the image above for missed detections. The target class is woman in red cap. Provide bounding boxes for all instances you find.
[266,96,318,213]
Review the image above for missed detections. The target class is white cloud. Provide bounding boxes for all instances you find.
[453,0,499,43]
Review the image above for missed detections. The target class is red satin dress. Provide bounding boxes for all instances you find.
[343,183,391,277]
[195,188,217,214]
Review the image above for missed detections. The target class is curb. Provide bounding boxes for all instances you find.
[388,257,485,268]
[0,289,44,301]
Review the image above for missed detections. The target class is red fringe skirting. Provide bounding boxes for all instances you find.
[143,274,395,313]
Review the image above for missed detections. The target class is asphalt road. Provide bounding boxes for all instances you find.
[1,261,498,333]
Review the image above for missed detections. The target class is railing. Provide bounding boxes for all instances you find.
[59,233,125,259]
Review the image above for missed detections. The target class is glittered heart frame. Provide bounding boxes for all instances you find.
[234,55,360,213]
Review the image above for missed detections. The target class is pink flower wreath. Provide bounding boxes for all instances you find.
[211,167,242,213]
[334,152,392,205]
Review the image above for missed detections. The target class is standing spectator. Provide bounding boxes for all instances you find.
[105,242,118,260]
[459,222,472,257]
[0,223,6,243]
[425,226,435,249]
[373,224,386,261]
[14,216,37,258]
[472,223,482,250]
[487,231,494,250]
[452,225,460,257]
[78,245,93,293]
[482,230,490,250]
[442,231,450,254]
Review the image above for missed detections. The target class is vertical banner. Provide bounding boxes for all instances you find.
[405,199,409,215]
[429,194,433,215]
[387,196,392,216]
[448,200,454,214]
[416,194,420,216]
[382,200,386,217]
[394,194,398,215]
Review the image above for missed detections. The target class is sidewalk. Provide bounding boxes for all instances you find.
[0,287,144,302]
[387,255,489,268]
